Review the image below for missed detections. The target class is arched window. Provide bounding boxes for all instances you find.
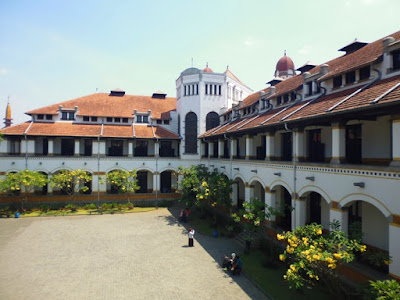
[206,111,220,131]
[185,112,198,153]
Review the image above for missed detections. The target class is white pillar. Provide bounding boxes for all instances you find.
[265,187,276,222]
[245,135,254,160]
[389,222,400,279]
[294,198,306,229]
[200,142,206,157]
[74,139,80,156]
[266,132,275,160]
[331,123,346,164]
[153,172,160,193]
[208,142,214,158]
[99,140,106,156]
[47,174,53,194]
[48,139,54,156]
[231,139,237,158]
[391,119,400,166]
[294,130,305,162]
[245,183,252,203]
[128,141,133,157]
[329,204,348,233]
[154,141,159,157]
[218,140,224,158]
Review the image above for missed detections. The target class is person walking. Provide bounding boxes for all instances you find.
[188,228,195,247]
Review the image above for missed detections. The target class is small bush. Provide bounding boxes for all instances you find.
[84,203,97,210]
[370,279,400,300]
[65,204,77,211]
[39,204,50,212]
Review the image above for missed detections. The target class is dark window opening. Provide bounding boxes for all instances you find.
[9,139,21,155]
[276,188,292,231]
[277,96,282,105]
[185,112,197,153]
[308,129,324,162]
[135,140,148,157]
[114,117,121,123]
[42,138,48,155]
[157,120,162,124]
[392,49,400,71]
[106,117,113,122]
[68,112,75,120]
[163,119,169,125]
[160,141,174,157]
[143,116,149,123]
[206,112,220,131]
[61,139,74,156]
[309,192,321,224]
[291,92,296,101]
[84,139,92,156]
[83,116,90,121]
[359,66,370,80]
[61,112,68,120]
[333,76,342,88]
[213,141,218,158]
[37,114,44,120]
[307,82,313,96]
[256,136,266,160]
[46,114,53,120]
[281,132,292,161]
[161,171,172,193]
[345,71,356,84]
[91,116,97,122]
[346,124,362,164]
[122,118,128,123]
[224,140,229,158]
[219,85,221,95]
[108,140,123,156]
[284,94,289,103]
[137,171,148,193]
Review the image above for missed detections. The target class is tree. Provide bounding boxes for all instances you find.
[232,198,284,251]
[50,170,91,202]
[277,221,366,295]
[106,169,139,205]
[0,170,48,209]
[176,165,208,207]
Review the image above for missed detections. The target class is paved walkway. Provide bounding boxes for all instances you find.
[0,207,270,300]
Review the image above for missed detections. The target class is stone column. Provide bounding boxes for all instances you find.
[153,172,160,193]
[245,135,254,160]
[265,132,275,161]
[154,141,159,157]
[244,182,252,203]
[208,142,214,158]
[294,130,305,162]
[48,139,54,156]
[389,218,400,279]
[265,186,276,223]
[218,140,224,158]
[294,197,306,228]
[330,122,346,164]
[329,201,348,233]
[99,140,106,156]
[391,119,400,166]
[74,139,80,156]
[128,141,133,157]
[231,139,238,159]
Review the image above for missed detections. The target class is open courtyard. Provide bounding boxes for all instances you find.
[0,206,269,300]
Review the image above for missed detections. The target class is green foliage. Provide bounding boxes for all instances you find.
[84,203,97,210]
[39,204,50,212]
[176,165,206,206]
[364,250,392,268]
[50,169,91,201]
[65,204,77,211]
[277,222,366,295]
[370,280,400,300]
[106,169,139,204]
[348,221,363,242]
[0,170,48,208]
[232,198,284,238]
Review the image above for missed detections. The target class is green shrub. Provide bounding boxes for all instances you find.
[65,204,77,211]
[39,204,50,212]
[84,203,97,210]
[370,280,400,300]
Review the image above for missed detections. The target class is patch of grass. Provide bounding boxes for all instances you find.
[241,250,336,300]
[19,207,158,217]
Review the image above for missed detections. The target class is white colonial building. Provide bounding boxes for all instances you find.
[1,31,400,280]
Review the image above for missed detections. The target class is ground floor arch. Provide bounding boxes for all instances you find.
[271,185,292,231]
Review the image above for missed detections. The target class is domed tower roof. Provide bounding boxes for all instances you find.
[275,51,295,79]
[203,63,213,73]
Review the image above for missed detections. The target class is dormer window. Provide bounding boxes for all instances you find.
[333,76,342,88]
[307,82,313,96]
[46,114,53,120]
[136,115,149,123]
[37,114,44,120]
[392,49,400,71]
[62,112,75,120]
[345,71,356,85]
[83,116,90,121]
[359,66,370,80]
[122,118,128,123]
[106,117,112,122]
[277,96,282,106]
[291,92,297,101]
[115,118,121,123]
[91,116,97,122]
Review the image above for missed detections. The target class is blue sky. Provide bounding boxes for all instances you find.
[1,0,399,124]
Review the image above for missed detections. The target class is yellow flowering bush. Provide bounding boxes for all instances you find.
[106,169,139,204]
[51,169,92,202]
[277,221,366,293]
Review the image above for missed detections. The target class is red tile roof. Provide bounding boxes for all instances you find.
[26,93,176,119]
[0,121,179,139]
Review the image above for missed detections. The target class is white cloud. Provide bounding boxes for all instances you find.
[0,68,8,75]
[298,45,311,55]
[244,37,255,47]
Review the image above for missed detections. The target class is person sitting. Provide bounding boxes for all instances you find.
[222,253,236,269]
[230,255,242,275]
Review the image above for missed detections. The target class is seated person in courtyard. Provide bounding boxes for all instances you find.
[222,253,236,269]
[230,255,242,274]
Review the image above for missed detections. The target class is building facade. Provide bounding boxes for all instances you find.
[1,31,400,279]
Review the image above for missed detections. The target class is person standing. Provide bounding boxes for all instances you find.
[188,228,195,247]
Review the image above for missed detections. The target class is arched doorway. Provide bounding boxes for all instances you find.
[273,185,292,231]
[160,170,177,193]
[250,180,265,203]
[185,112,198,153]
[234,178,245,209]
